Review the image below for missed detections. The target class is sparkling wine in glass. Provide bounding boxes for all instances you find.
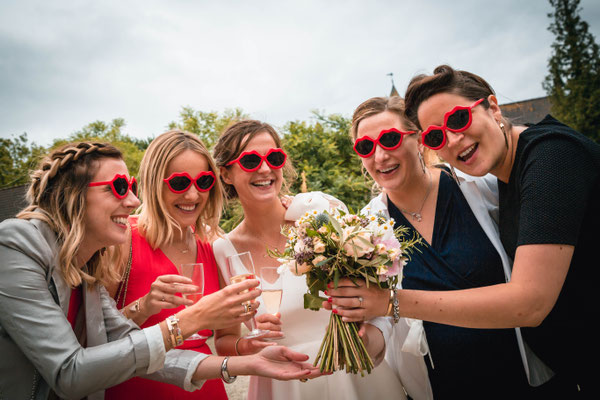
[259,267,282,314]
[177,263,206,340]
[227,252,269,339]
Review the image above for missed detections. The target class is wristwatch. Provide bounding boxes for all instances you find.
[220,356,237,383]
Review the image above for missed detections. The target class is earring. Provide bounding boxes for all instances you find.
[499,121,509,148]
[418,151,426,174]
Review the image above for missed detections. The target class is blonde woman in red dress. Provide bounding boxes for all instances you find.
[106,130,236,399]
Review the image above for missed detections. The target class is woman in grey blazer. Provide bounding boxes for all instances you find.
[0,142,320,400]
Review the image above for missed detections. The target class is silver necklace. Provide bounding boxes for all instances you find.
[398,172,432,223]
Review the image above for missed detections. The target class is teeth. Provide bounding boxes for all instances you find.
[253,180,272,187]
[380,165,398,173]
[112,217,127,225]
[177,205,196,211]
[460,144,476,158]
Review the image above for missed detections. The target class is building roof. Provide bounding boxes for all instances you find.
[0,184,28,222]
[499,96,551,125]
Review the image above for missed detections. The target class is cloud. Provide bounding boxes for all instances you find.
[1,0,599,146]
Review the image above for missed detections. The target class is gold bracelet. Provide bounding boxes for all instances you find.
[386,289,394,316]
[234,336,243,356]
[166,315,184,347]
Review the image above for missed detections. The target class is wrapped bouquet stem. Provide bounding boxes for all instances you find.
[270,209,420,375]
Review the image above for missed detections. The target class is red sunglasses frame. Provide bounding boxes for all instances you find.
[353,128,416,158]
[88,174,138,199]
[421,98,484,150]
[163,171,216,194]
[226,148,287,172]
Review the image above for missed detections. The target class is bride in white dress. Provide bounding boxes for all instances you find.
[211,120,407,400]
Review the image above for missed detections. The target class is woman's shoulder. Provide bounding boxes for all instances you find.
[0,218,56,270]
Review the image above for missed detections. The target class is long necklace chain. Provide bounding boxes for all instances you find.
[398,171,432,223]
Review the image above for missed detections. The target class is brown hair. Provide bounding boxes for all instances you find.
[137,130,224,246]
[17,142,125,288]
[212,119,296,199]
[404,65,512,136]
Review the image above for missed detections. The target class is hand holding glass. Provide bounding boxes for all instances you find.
[227,252,269,339]
[177,263,205,340]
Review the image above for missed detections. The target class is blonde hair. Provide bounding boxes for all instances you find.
[137,130,224,248]
[17,142,124,288]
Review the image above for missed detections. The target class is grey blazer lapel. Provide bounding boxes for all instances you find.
[84,281,108,347]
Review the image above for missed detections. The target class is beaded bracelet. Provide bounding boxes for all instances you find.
[391,289,400,324]
[166,315,184,347]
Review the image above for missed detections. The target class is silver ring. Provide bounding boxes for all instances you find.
[161,296,166,302]
[243,303,250,313]
[358,296,363,308]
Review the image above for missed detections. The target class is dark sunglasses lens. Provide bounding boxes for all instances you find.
[446,109,470,131]
[424,129,445,148]
[168,176,192,191]
[131,180,138,196]
[266,151,286,167]
[113,178,129,196]
[196,174,215,190]
[239,154,262,170]
[355,140,375,156]
[379,132,402,148]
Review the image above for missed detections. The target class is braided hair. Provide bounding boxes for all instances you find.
[17,142,124,288]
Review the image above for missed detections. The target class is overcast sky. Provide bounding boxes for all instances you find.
[1,0,599,147]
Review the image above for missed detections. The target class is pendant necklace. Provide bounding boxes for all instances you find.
[398,171,432,223]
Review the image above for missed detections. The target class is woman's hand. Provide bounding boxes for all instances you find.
[139,274,198,317]
[187,279,262,331]
[255,312,283,336]
[244,346,323,381]
[322,278,389,322]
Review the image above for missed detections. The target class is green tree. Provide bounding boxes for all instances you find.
[543,0,600,142]
[51,118,146,177]
[0,133,45,188]
[282,111,372,212]
[167,107,248,149]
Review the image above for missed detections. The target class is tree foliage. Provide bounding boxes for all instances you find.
[543,0,600,142]
[50,118,146,177]
[282,111,372,213]
[0,133,45,188]
[167,107,248,149]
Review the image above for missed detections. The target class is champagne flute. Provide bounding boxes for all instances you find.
[259,266,284,340]
[259,267,283,315]
[177,263,206,340]
[227,252,269,339]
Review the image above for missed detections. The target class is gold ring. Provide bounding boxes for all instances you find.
[300,378,308,382]
[247,303,253,312]
[243,303,250,313]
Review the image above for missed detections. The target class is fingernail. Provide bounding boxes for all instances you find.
[324,290,328,295]
[332,309,338,314]
[327,297,332,303]
[327,282,332,289]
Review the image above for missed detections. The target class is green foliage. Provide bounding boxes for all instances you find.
[0,133,45,188]
[51,118,146,177]
[543,0,600,142]
[167,107,248,149]
[282,111,373,213]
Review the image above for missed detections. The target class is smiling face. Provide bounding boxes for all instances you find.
[417,92,509,178]
[221,130,284,204]
[162,149,213,229]
[83,157,140,251]
[356,111,421,193]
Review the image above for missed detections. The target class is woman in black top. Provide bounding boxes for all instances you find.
[397,65,600,396]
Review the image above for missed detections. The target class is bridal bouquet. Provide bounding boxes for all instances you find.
[270,208,419,375]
